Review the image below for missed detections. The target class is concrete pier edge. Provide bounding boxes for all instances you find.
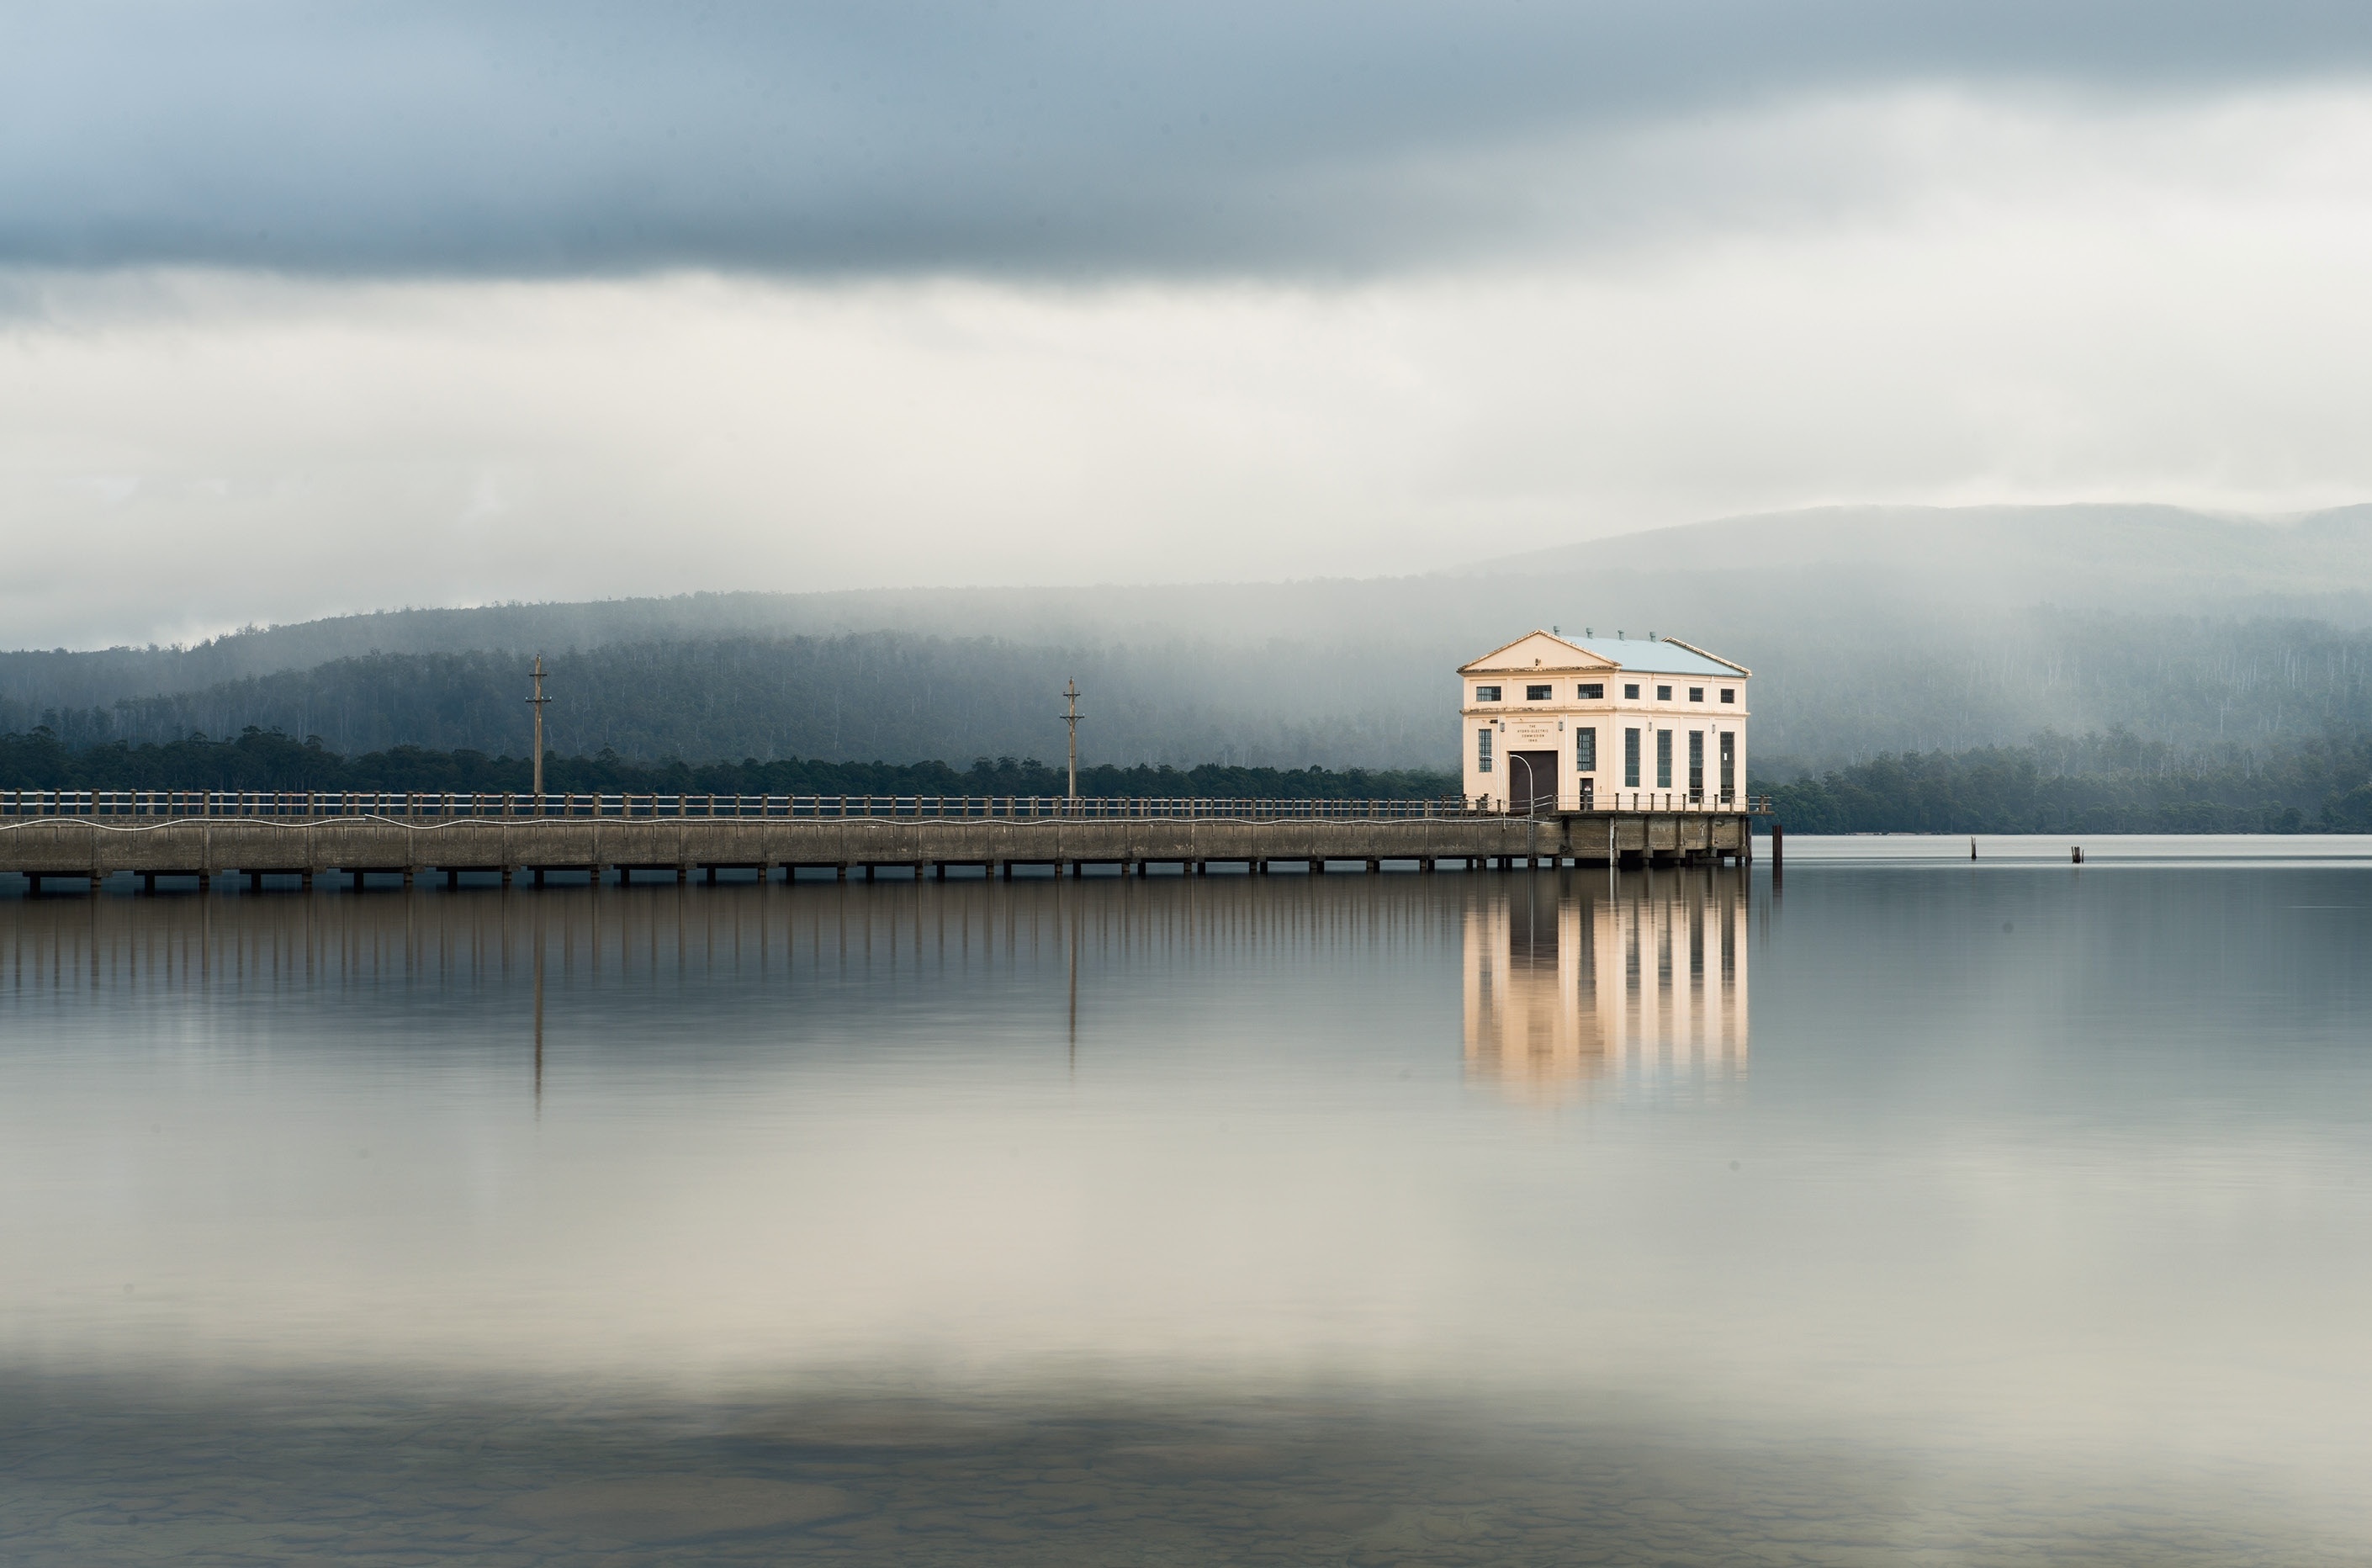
[1,811,1753,888]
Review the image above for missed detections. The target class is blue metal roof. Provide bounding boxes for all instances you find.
[1570,638,1744,678]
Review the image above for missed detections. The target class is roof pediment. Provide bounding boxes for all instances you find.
[1459,631,1619,675]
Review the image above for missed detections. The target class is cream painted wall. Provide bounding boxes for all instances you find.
[1458,633,1747,811]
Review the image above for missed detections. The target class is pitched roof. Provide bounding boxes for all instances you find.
[1457,630,1620,675]
[1566,637,1748,679]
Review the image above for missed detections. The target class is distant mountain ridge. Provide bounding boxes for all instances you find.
[8,502,2372,769]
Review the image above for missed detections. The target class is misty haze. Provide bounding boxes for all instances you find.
[9,4,2372,1565]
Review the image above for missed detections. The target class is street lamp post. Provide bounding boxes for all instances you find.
[527,655,550,800]
[1062,678,1081,810]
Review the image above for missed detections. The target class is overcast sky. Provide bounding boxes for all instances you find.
[7,2,2372,647]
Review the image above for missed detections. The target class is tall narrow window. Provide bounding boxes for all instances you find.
[1687,730,1704,800]
[1719,731,1735,801]
[1575,727,1596,771]
[1623,728,1641,787]
[1656,729,1673,789]
[1477,728,1494,773]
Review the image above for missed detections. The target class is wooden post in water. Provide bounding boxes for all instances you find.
[1771,821,1784,872]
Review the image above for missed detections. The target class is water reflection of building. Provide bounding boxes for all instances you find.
[1463,871,1750,1101]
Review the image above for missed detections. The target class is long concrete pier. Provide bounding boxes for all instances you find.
[0,810,1753,890]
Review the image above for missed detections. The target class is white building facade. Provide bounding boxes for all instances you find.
[1459,631,1750,813]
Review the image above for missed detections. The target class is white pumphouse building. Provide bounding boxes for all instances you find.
[1459,631,1750,813]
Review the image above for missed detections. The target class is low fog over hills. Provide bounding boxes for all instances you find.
[11,504,2372,772]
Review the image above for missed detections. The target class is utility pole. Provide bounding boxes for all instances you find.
[1062,678,1081,809]
[527,655,551,798]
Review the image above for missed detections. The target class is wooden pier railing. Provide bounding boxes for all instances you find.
[0,790,1771,821]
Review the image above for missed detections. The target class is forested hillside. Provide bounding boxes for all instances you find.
[6,721,2371,834]
[0,634,1446,771]
[1762,731,2372,834]
[12,611,2372,775]
[13,506,2372,771]
[0,725,1456,801]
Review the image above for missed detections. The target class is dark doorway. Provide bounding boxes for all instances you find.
[1506,750,1559,814]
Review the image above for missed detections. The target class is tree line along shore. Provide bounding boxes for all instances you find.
[3,724,2370,833]
[0,726,1458,803]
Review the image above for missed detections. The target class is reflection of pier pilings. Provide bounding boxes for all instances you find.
[0,875,1477,1075]
[1464,868,1750,1103]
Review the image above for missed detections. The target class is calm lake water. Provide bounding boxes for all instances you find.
[5,838,2372,1564]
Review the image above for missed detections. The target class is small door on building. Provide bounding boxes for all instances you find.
[1577,777,1594,811]
[1506,750,1559,814]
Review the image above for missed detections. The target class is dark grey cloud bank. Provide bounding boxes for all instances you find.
[5,0,2369,277]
